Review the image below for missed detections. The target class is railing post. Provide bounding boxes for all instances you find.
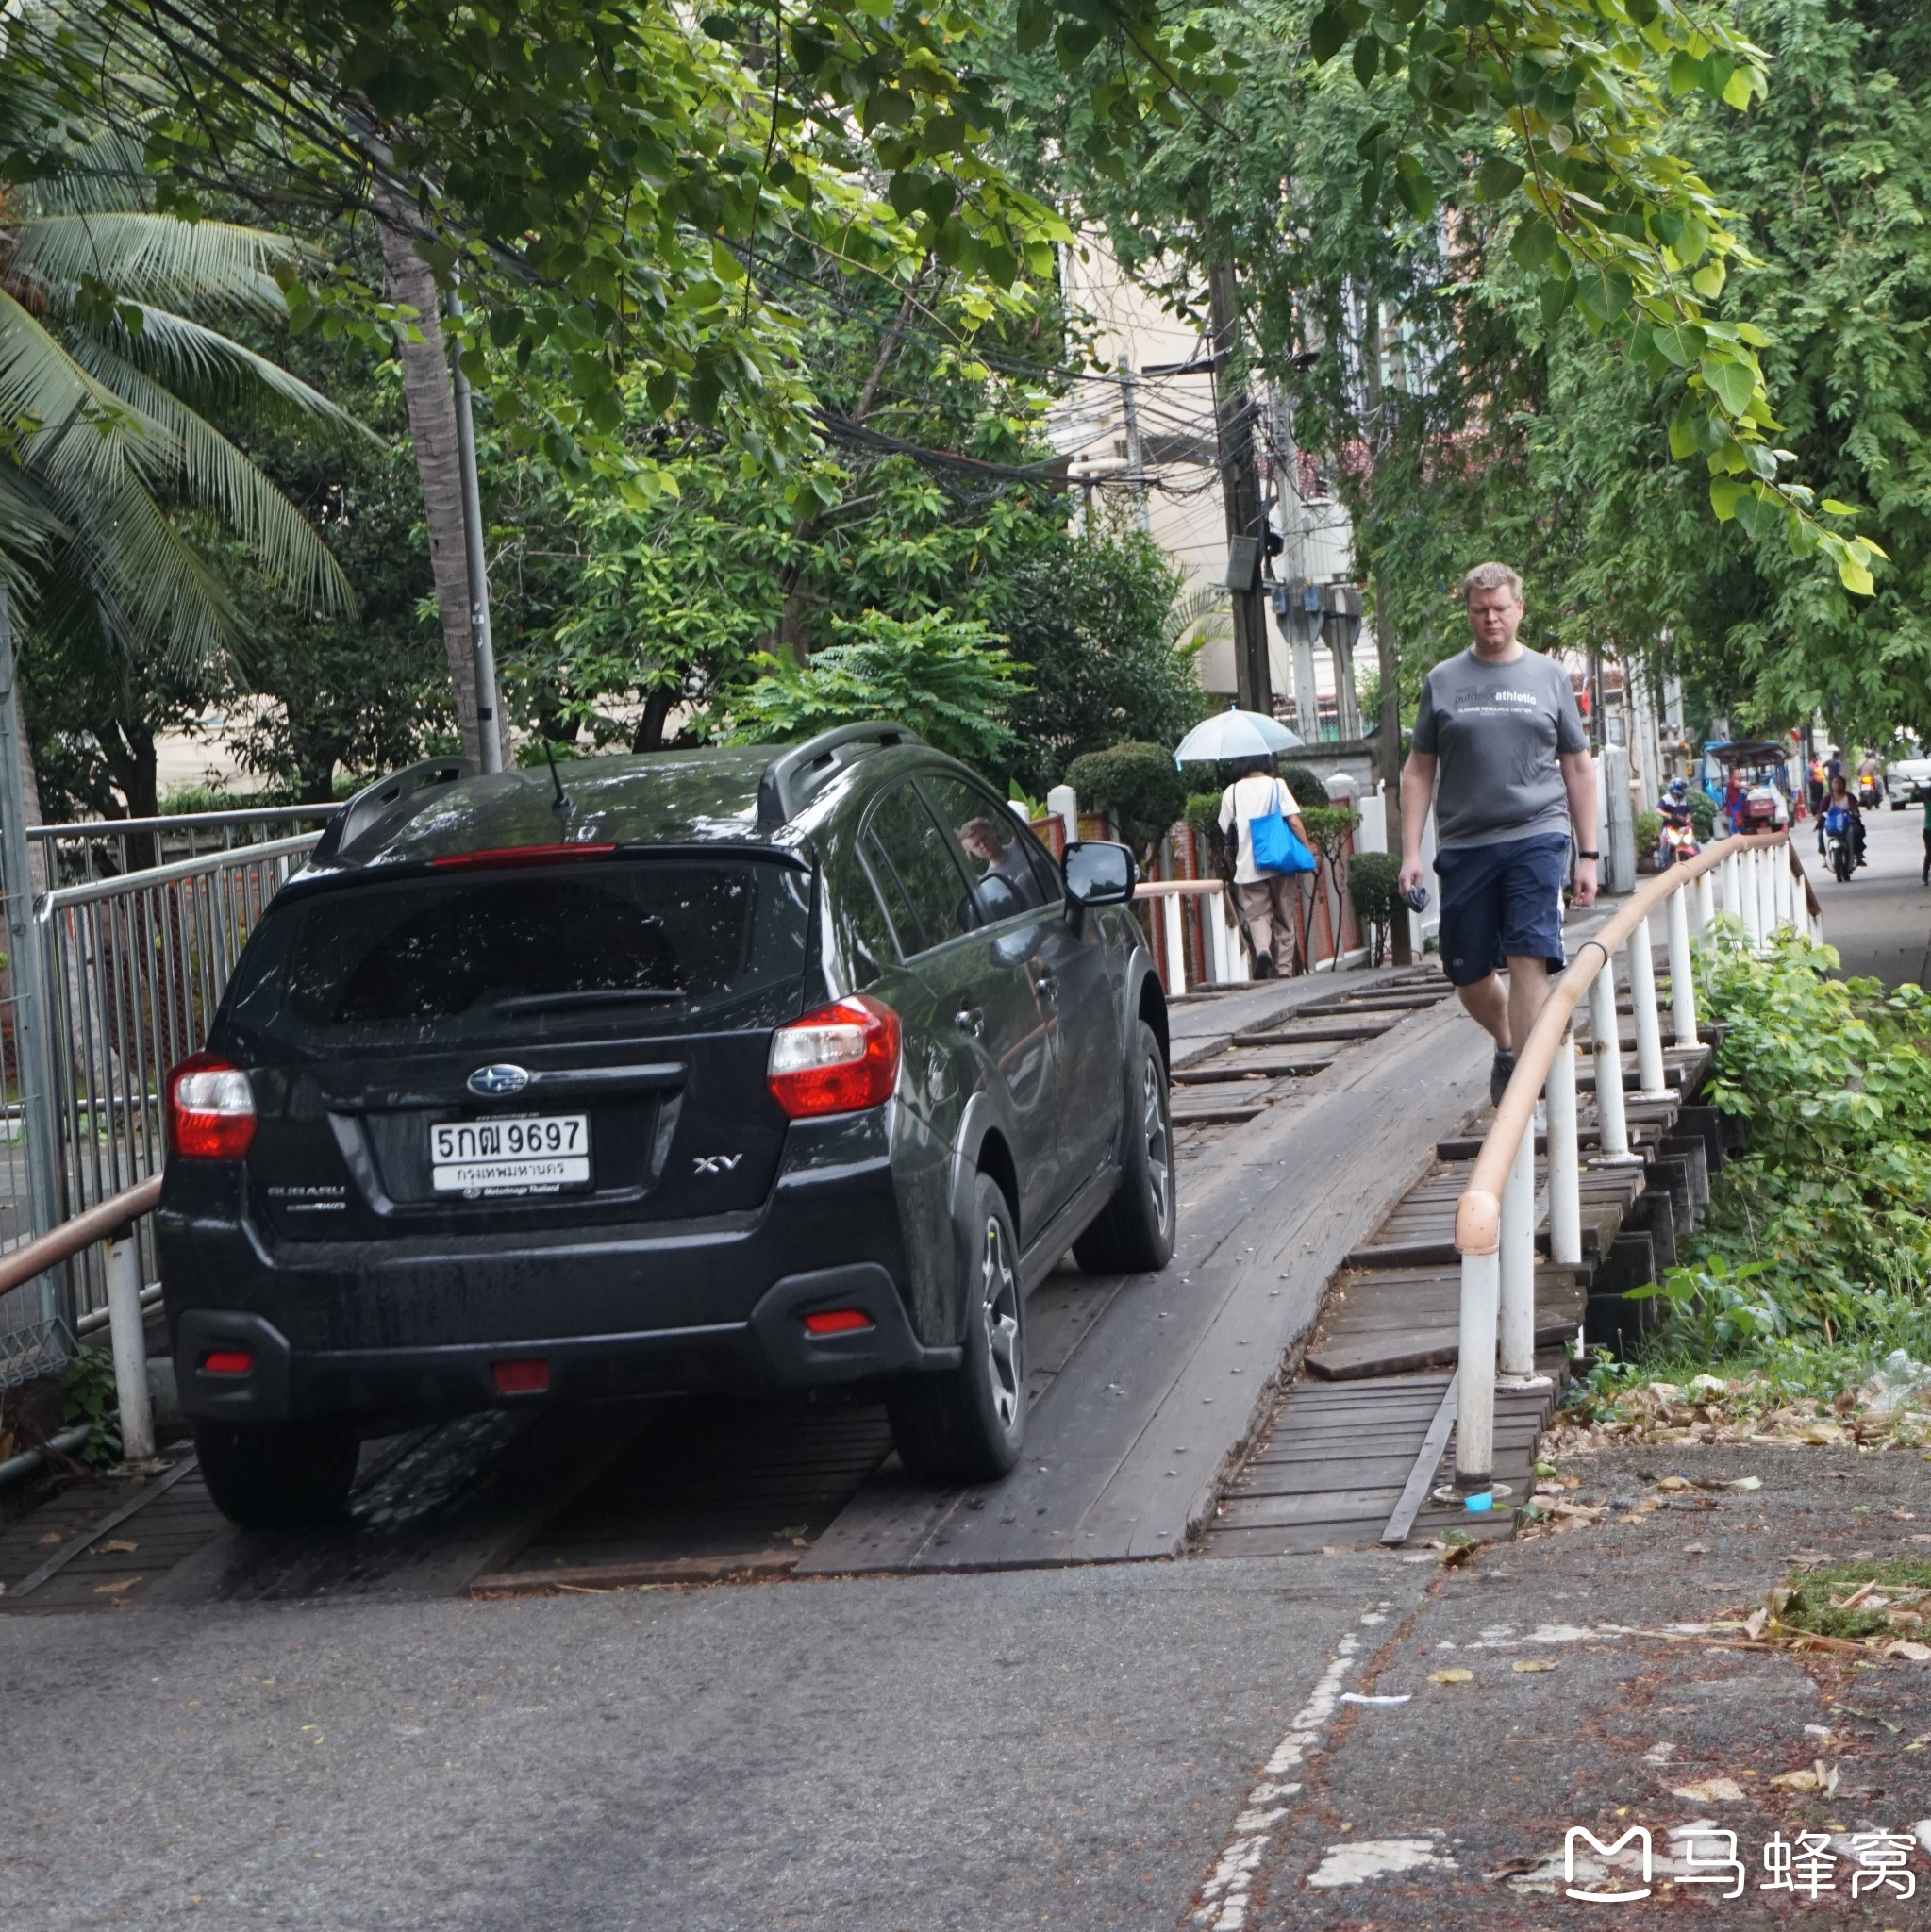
[1773,842,1793,932]
[1161,891,1185,992]
[1666,880,1700,1050]
[1588,951,1634,1161]
[1722,849,1740,925]
[1755,843,1776,950]
[1497,1124,1540,1380]
[1455,1250,1498,1486]
[1624,912,1669,1097]
[1546,1027,1583,1267]
[1694,868,1714,936]
[1737,849,1760,949]
[104,1224,155,1463]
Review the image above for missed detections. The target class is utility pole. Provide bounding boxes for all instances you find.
[447,284,505,774]
[1207,258,1272,716]
[1373,574,1412,965]
[1120,364,1150,535]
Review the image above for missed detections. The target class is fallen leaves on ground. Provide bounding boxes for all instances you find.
[1428,1668,1474,1685]
[1512,1658,1558,1673]
[1767,1760,1839,1793]
[1670,1777,1746,1803]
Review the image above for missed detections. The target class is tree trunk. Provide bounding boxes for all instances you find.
[375,197,487,769]
[1373,573,1411,965]
[633,685,675,753]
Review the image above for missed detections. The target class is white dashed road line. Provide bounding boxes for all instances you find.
[1190,1601,1391,1931]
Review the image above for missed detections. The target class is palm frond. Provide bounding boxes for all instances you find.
[1166,586,1231,650]
[0,461,67,600]
[60,332,355,616]
[7,213,300,319]
[22,127,151,216]
[0,287,173,506]
[47,470,243,677]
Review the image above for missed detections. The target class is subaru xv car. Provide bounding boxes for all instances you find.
[159,724,1175,1526]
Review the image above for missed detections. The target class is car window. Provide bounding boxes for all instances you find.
[224,859,810,1047]
[864,783,978,955]
[918,774,1053,921]
[831,844,899,988]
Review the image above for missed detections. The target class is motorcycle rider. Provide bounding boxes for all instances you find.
[1819,773,1867,872]
[1657,779,1697,864]
[1857,749,1884,808]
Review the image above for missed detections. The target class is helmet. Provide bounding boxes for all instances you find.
[1667,779,1687,800]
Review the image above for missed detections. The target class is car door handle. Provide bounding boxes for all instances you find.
[955,1006,984,1038]
[1030,969,1057,1002]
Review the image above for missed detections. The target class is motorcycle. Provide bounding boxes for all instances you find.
[1823,807,1856,884]
[1858,773,1883,810]
[1657,817,1699,867]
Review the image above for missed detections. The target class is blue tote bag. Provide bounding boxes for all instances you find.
[1248,781,1316,875]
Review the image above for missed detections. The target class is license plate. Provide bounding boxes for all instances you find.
[430,1114,590,1196]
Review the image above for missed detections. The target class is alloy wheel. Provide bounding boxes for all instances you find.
[1142,1051,1173,1240]
[980,1214,1022,1434]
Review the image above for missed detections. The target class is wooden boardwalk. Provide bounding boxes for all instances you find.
[1201,965,1724,1558]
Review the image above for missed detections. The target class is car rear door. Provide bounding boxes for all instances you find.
[917,774,1124,1207]
[860,780,1060,1241]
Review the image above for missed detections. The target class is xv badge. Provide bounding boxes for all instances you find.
[1565,1826,1652,1904]
[692,1153,744,1175]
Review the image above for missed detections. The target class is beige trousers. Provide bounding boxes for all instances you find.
[1239,875,1298,974]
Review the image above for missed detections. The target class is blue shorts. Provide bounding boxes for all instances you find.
[1434,834,1570,988]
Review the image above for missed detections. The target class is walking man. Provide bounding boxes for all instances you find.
[1398,563,1598,1104]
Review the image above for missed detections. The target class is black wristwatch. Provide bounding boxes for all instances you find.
[1576,848,1600,860]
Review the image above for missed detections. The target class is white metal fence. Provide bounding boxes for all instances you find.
[1448,830,1815,1490]
[0,829,321,1379]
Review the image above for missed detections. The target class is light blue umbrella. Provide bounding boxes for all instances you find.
[1173,707,1306,764]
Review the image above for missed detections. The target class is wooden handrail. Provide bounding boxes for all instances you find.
[1454,830,1787,1257]
[0,1174,163,1297]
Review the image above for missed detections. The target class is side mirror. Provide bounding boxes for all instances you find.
[1063,841,1137,909]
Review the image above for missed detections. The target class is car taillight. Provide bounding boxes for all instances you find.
[767,995,900,1118]
[166,1053,257,1159]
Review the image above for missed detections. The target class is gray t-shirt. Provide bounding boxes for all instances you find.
[1411,646,1587,849]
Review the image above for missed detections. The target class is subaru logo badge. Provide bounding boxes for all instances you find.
[467,1063,530,1098]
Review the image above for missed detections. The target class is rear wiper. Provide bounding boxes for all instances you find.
[492,988,688,1015]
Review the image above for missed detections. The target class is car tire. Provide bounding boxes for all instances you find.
[1073,1020,1176,1276]
[192,1419,359,1529]
[886,1174,1025,1486]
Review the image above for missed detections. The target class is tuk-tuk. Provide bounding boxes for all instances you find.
[1700,740,1792,832]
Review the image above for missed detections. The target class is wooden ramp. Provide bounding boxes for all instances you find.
[1199,985,1722,1557]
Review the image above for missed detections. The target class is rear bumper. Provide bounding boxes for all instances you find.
[174,1262,957,1424]
[159,1119,960,1425]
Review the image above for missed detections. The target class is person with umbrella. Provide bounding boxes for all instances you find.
[1174,708,1312,979]
[1397,562,1598,1106]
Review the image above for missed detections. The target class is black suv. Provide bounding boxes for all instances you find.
[160,724,1175,1526]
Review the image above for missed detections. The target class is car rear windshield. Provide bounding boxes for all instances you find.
[223,858,811,1050]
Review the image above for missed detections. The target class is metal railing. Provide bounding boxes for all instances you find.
[0,831,321,1379]
[1448,830,1817,1490]
[27,805,336,889]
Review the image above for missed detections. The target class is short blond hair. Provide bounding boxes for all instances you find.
[1461,561,1523,605]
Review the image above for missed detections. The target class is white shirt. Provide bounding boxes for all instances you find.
[1219,775,1301,886]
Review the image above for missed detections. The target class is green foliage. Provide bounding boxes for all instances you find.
[717,609,1024,771]
[993,522,1207,793]
[1627,929,1931,1395]
[1064,741,1188,859]
[1347,850,1401,966]
[1185,792,1232,878]
[1635,809,1663,856]
[1771,1560,1931,1641]
[1297,804,1361,858]
[60,1346,121,1468]
[1688,789,1718,841]
[1279,763,1326,809]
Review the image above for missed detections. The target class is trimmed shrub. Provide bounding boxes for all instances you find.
[1348,851,1401,965]
[1065,741,1188,859]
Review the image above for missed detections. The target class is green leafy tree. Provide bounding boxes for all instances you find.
[717,608,1026,769]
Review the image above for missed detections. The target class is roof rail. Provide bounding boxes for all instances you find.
[309,756,474,863]
[756,722,924,828]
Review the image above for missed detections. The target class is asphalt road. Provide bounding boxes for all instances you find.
[0,1557,1435,1931]
[1807,799,1930,988]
